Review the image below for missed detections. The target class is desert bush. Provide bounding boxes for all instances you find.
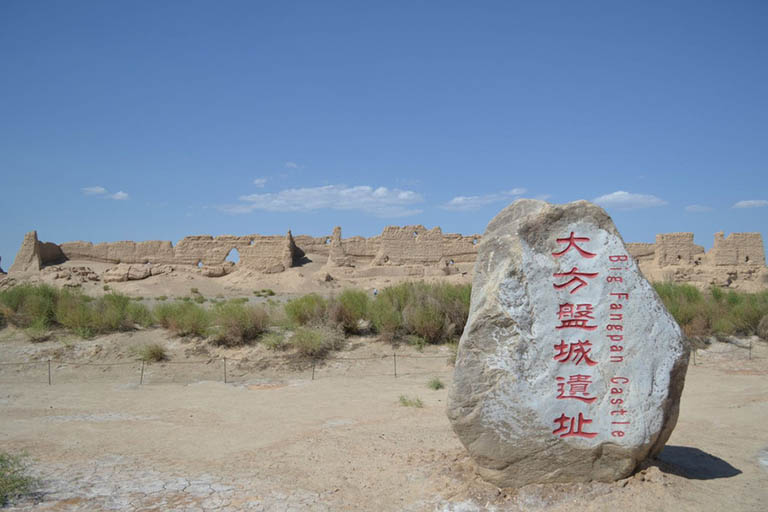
[284,293,328,326]
[403,298,451,344]
[290,326,344,358]
[262,332,287,351]
[153,302,210,337]
[155,295,168,301]
[398,395,424,408]
[132,343,168,362]
[369,282,470,343]
[654,283,768,337]
[24,319,51,342]
[0,451,38,507]
[211,302,269,346]
[427,377,444,390]
[0,284,58,328]
[330,289,370,333]
[758,314,768,341]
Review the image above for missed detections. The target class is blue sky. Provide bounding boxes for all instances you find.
[1,1,767,268]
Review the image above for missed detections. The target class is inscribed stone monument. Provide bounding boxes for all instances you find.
[447,199,689,486]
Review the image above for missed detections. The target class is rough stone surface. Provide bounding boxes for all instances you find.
[448,199,689,487]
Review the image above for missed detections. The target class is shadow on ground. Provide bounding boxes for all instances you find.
[655,445,741,480]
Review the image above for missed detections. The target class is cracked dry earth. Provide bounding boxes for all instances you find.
[1,336,768,511]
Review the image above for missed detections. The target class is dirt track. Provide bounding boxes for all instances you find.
[1,331,767,511]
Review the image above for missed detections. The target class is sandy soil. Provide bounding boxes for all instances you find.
[19,256,473,304]
[1,329,767,511]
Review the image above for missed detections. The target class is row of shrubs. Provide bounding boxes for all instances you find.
[3,282,764,356]
[284,282,471,344]
[0,282,471,356]
[653,283,768,339]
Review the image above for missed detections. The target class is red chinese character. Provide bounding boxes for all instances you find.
[556,303,597,330]
[553,267,599,294]
[553,340,598,366]
[552,232,596,259]
[552,412,597,438]
[556,374,597,403]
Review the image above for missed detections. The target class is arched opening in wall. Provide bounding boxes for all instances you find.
[226,248,240,264]
[249,240,255,246]
[677,255,682,261]
[745,256,750,262]
[413,231,419,238]
[325,237,331,245]
[472,238,478,245]
[197,261,203,268]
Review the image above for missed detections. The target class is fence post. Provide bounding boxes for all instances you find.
[48,359,51,386]
[693,349,696,366]
[393,353,397,378]
[749,341,752,361]
[223,357,227,384]
[140,360,145,385]
[312,361,316,381]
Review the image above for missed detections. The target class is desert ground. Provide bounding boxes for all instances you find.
[1,320,766,511]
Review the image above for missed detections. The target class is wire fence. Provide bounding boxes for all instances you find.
[0,340,760,385]
[691,339,759,366]
[0,352,455,386]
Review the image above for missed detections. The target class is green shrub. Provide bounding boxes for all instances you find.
[132,343,168,362]
[194,295,206,304]
[0,284,58,328]
[331,289,370,333]
[55,289,95,337]
[24,319,51,342]
[427,377,444,390]
[0,451,38,507]
[403,298,450,344]
[262,332,287,351]
[398,395,423,408]
[369,282,470,343]
[211,302,269,346]
[290,326,343,358]
[154,302,210,337]
[285,294,328,326]
[155,295,168,301]
[654,283,768,337]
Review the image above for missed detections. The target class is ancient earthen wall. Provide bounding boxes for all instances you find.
[628,232,767,291]
[9,228,765,288]
[710,232,766,266]
[653,233,705,266]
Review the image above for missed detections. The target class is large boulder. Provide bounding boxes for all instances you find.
[448,199,689,487]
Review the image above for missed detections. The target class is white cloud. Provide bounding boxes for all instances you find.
[253,178,267,187]
[441,188,527,211]
[82,186,129,200]
[593,190,667,210]
[685,204,712,213]
[222,184,424,218]
[82,186,107,196]
[284,161,300,169]
[733,199,768,209]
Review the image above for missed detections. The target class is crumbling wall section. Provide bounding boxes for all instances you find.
[653,233,705,266]
[709,232,765,266]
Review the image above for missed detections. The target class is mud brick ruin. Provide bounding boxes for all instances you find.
[6,227,767,290]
